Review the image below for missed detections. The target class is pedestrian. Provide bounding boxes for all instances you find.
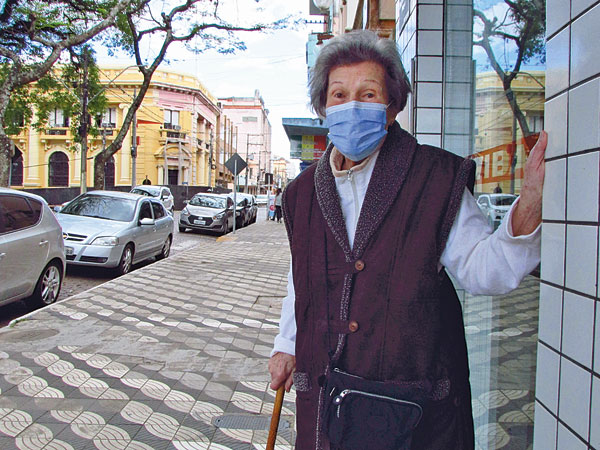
[268,30,546,450]
[274,188,283,223]
[493,183,503,193]
[142,175,151,185]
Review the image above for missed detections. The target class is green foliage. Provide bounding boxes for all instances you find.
[506,0,546,64]
[32,47,107,141]
[0,65,33,134]
[0,0,137,60]
[2,46,108,146]
[474,0,546,70]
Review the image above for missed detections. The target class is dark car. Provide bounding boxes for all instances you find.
[238,193,258,225]
[179,193,234,235]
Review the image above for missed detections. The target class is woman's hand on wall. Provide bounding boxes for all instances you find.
[268,352,296,392]
[512,130,547,236]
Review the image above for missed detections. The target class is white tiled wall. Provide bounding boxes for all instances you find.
[535,1,600,448]
[396,0,473,157]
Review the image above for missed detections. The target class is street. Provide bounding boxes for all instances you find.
[0,208,271,327]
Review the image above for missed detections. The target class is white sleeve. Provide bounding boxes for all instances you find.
[440,189,541,296]
[271,263,297,357]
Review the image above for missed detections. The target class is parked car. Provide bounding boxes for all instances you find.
[56,191,174,275]
[233,196,248,229]
[476,193,517,228]
[237,193,258,225]
[0,188,66,308]
[179,193,233,235]
[130,185,174,215]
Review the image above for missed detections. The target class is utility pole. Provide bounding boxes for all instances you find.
[245,134,249,193]
[131,88,137,187]
[79,51,90,194]
[208,129,214,187]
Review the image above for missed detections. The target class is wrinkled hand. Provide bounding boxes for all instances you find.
[268,352,296,392]
[512,130,547,236]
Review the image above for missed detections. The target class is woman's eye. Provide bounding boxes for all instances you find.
[364,92,375,98]
[333,92,344,99]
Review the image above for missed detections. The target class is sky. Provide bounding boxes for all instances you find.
[97,0,321,160]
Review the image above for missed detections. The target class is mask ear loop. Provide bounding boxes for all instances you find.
[385,100,396,129]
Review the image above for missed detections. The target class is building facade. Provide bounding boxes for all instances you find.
[271,156,293,188]
[8,66,237,190]
[219,91,272,194]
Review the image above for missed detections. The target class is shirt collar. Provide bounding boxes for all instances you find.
[329,147,381,178]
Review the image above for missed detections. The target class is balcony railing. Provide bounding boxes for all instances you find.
[160,126,187,141]
[46,128,68,136]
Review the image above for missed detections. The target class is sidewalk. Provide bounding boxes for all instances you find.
[0,219,295,450]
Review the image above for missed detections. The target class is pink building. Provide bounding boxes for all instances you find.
[219,90,272,194]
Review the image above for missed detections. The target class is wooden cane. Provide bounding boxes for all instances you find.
[266,385,285,450]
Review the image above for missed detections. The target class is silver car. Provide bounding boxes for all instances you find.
[477,193,517,228]
[179,193,233,235]
[0,188,65,307]
[130,185,175,215]
[56,191,174,275]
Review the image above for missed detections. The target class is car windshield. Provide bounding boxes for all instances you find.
[131,188,158,197]
[60,194,137,221]
[491,195,517,206]
[189,195,226,209]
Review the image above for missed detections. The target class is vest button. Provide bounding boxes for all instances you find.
[354,260,365,271]
[348,321,359,332]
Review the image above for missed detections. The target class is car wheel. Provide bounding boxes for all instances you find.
[157,236,171,260]
[179,226,187,233]
[30,261,62,307]
[117,244,134,276]
[220,220,228,235]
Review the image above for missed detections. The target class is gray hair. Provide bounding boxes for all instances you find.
[309,30,411,117]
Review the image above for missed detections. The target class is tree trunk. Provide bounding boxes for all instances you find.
[503,84,532,141]
[93,152,106,190]
[0,135,14,187]
[0,72,16,188]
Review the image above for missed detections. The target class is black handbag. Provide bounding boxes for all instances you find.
[322,368,425,450]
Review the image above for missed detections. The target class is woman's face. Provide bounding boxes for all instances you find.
[325,61,398,125]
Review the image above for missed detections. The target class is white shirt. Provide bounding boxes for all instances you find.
[272,148,541,357]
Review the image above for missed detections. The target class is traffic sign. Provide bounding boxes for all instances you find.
[225,153,247,176]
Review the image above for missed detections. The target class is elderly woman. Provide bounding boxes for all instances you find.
[269,30,545,449]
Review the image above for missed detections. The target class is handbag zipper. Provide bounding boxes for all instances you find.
[333,389,423,419]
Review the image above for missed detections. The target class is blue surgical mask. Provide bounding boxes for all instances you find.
[325,101,388,162]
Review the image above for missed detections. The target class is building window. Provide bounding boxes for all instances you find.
[99,108,117,128]
[48,152,69,187]
[48,109,69,128]
[164,110,180,130]
[10,148,23,186]
[104,156,115,188]
[242,116,258,122]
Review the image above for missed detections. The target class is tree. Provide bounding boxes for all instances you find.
[473,0,545,140]
[92,0,293,189]
[0,0,138,186]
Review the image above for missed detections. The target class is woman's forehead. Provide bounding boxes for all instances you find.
[328,61,386,86]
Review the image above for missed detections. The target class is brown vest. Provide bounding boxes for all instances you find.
[283,124,476,449]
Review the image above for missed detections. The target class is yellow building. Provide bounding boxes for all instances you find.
[271,157,291,188]
[8,66,236,189]
[471,71,545,193]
